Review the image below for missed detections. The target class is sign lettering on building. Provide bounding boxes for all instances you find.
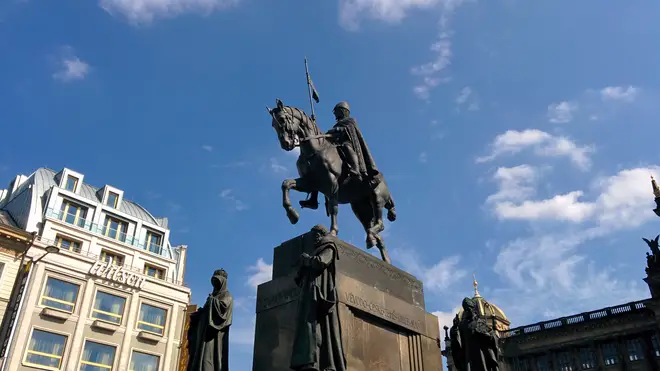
[89,261,146,289]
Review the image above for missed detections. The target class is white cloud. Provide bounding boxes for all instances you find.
[99,0,237,24]
[411,0,469,99]
[491,232,647,324]
[486,165,539,203]
[547,101,578,124]
[432,306,460,347]
[419,152,428,163]
[487,166,660,227]
[338,0,438,30]
[600,86,639,102]
[494,191,595,223]
[202,145,213,152]
[219,189,248,211]
[246,258,273,290]
[269,158,288,174]
[455,86,471,105]
[52,47,89,82]
[476,129,594,170]
[392,249,467,291]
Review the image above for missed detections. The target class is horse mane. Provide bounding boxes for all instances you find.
[285,106,322,136]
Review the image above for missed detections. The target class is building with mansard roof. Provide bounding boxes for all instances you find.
[0,167,191,371]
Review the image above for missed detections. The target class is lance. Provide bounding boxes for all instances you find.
[304,57,320,122]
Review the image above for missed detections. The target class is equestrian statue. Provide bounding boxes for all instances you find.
[267,98,396,264]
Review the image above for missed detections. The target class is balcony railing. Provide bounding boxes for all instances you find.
[33,234,184,286]
[46,208,168,258]
[500,299,651,338]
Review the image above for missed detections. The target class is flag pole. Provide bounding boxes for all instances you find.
[304,57,316,122]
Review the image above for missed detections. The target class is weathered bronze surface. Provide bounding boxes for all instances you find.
[450,297,501,371]
[187,269,233,371]
[267,99,396,263]
[290,225,346,371]
[252,229,442,371]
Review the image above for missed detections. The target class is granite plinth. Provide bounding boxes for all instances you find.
[253,232,442,371]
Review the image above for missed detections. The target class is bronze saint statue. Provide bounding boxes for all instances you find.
[187,269,233,371]
[267,98,396,263]
[449,297,500,371]
[290,224,346,371]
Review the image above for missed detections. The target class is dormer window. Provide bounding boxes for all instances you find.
[65,175,78,192]
[145,231,163,254]
[106,191,119,208]
[103,215,128,242]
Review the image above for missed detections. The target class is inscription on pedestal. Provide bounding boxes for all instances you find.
[256,286,300,312]
[343,292,423,332]
[337,243,423,294]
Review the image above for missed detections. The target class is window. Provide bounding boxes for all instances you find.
[601,342,619,365]
[556,351,573,371]
[55,234,82,253]
[130,351,160,371]
[91,291,126,325]
[579,347,596,369]
[145,231,162,254]
[40,277,80,313]
[100,250,124,266]
[652,333,660,357]
[513,358,531,371]
[137,303,166,335]
[0,262,4,282]
[65,175,78,192]
[535,355,549,371]
[144,264,165,280]
[80,341,116,371]
[627,338,645,361]
[23,329,67,370]
[60,200,88,228]
[103,216,128,242]
[106,192,119,208]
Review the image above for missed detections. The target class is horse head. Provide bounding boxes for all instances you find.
[267,98,300,152]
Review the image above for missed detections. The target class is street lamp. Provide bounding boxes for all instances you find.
[652,176,660,218]
[32,245,60,264]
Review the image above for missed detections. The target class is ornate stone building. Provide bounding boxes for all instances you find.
[0,167,191,371]
[443,244,660,371]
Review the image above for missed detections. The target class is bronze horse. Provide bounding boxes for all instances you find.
[267,99,396,263]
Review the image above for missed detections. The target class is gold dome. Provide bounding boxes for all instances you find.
[456,274,511,332]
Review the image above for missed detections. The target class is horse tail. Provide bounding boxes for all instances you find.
[385,195,396,222]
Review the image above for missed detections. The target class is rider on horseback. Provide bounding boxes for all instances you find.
[328,101,380,188]
[298,101,381,211]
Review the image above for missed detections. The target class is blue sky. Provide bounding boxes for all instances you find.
[2,0,660,369]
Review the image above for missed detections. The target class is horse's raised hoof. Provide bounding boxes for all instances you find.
[366,236,377,249]
[286,207,299,224]
[387,208,397,222]
[299,199,319,210]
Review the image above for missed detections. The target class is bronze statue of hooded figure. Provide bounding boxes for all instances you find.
[187,269,234,371]
[450,297,500,371]
[290,224,347,371]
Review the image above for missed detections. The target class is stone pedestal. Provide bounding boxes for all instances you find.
[252,232,442,371]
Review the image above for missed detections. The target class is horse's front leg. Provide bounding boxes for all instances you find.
[328,196,339,236]
[281,179,300,224]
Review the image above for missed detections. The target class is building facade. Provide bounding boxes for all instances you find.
[442,250,660,371]
[0,167,191,371]
[0,211,33,323]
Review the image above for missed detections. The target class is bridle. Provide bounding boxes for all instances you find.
[272,106,331,146]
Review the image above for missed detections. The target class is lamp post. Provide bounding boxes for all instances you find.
[32,245,60,264]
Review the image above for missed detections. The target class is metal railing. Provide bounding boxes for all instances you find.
[34,234,185,286]
[501,300,650,338]
[46,208,168,258]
